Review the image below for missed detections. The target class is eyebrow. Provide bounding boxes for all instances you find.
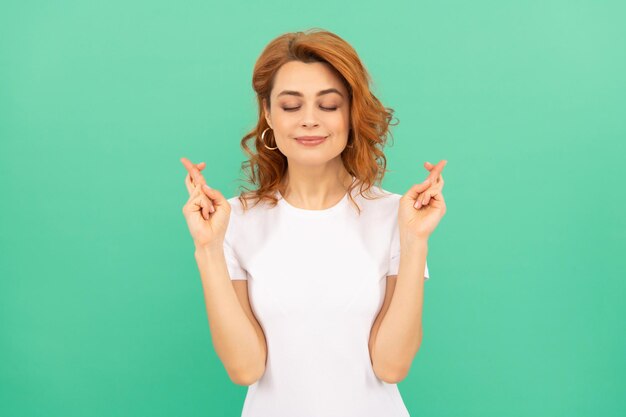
[277,88,344,98]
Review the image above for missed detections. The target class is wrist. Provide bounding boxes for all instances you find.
[400,233,428,251]
[194,241,223,257]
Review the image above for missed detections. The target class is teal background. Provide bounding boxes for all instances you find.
[1,0,624,416]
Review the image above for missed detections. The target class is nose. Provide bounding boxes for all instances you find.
[300,106,319,128]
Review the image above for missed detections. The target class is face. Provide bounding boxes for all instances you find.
[263,61,351,167]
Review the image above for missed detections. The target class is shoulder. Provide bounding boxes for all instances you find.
[226,193,272,210]
[226,195,244,214]
[355,185,402,212]
[225,193,276,222]
[362,184,402,199]
[224,193,275,251]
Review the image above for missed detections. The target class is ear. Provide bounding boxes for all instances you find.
[263,98,272,129]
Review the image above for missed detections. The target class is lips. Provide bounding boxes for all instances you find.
[296,136,327,141]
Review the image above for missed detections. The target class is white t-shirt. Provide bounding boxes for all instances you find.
[223,181,430,417]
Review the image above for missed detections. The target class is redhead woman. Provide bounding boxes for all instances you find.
[181,28,447,417]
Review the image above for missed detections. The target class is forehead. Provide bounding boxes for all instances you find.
[272,61,346,97]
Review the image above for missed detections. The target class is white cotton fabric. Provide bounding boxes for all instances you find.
[223,180,430,417]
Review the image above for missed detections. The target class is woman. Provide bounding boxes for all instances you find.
[181,28,447,417]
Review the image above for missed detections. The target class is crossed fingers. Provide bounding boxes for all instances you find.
[425,160,446,184]
[415,160,447,209]
[181,157,207,195]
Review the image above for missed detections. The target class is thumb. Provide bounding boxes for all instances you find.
[403,179,432,201]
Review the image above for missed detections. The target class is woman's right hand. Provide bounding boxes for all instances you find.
[180,157,231,249]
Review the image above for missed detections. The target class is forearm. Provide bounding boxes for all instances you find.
[372,238,428,382]
[194,245,264,385]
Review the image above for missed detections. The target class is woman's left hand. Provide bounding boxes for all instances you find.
[398,160,448,244]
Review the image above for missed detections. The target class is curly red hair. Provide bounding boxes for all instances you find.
[236,28,399,215]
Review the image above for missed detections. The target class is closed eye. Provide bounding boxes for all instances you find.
[282,106,338,112]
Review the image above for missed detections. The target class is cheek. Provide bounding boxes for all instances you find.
[340,109,350,128]
[272,116,293,131]
[324,109,346,125]
[334,113,350,132]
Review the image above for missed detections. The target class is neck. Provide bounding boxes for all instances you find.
[279,160,354,210]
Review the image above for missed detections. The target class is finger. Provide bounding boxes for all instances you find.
[424,161,438,172]
[181,157,207,187]
[202,184,226,213]
[417,175,444,206]
[416,192,428,209]
[423,162,443,186]
[421,190,430,206]
[405,179,432,208]
[185,166,207,195]
[427,192,444,207]
[194,196,210,220]
[416,184,442,208]
[423,160,447,183]
[424,160,447,184]
[185,173,194,195]
[181,157,200,183]
[423,188,440,206]
[185,179,210,209]
[202,202,209,220]
[190,164,208,186]
[415,189,430,209]
[202,184,215,213]
[184,188,206,218]
[191,187,212,220]
[191,183,215,216]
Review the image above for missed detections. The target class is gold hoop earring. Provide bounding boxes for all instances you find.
[261,128,278,150]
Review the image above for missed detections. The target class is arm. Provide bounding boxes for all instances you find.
[195,245,266,386]
[370,239,428,383]
[368,276,398,382]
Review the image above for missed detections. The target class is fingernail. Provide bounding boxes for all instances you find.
[415,201,421,209]
[209,206,215,213]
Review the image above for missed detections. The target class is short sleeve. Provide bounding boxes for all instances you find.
[387,225,430,280]
[223,232,248,281]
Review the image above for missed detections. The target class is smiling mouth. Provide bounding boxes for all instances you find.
[295,136,327,146]
[295,135,328,141]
